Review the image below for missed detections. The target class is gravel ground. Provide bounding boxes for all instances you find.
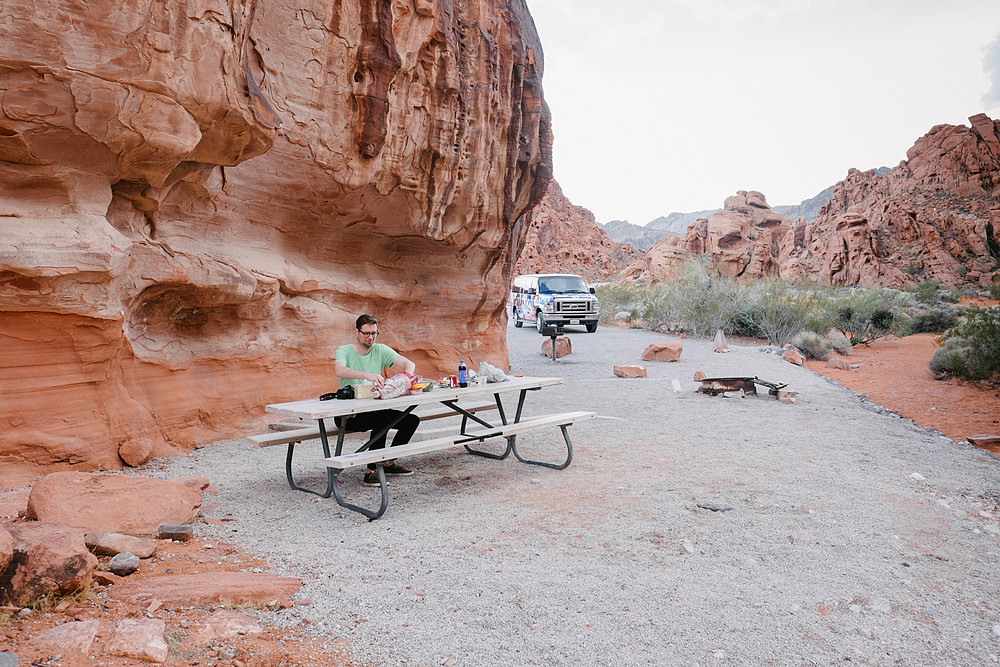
[155,323,1000,666]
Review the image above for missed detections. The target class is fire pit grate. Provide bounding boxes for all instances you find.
[698,376,788,398]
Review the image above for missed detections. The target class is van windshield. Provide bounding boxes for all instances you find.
[538,276,589,294]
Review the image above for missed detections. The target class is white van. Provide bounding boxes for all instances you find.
[510,273,599,333]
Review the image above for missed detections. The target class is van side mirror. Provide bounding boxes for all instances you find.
[527,287,536,295]
[589,286,595,294]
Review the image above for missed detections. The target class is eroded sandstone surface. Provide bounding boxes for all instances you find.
[628,190,794,282]
[515,180,642,282]
[0,0,551,479]
[631,115,1000,287]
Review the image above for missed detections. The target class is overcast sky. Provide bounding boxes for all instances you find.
[526,0,1000,225]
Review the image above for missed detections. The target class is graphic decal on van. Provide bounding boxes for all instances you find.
[510,273,599,334]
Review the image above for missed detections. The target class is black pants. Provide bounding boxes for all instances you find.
[336,409,419,466]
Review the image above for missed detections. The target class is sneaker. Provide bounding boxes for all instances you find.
[382,463,414,477]
[363,470,382,487]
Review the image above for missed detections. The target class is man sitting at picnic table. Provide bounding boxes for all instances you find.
[334,314,420,486]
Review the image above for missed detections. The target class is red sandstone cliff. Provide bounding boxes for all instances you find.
[0,0,551,482]
[632,114,1000,288]
[628,190,796,283]
[514,180,642,282]
[793,114,1000,288]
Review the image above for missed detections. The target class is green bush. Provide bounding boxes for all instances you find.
[929,337,971,376]
[932,306,1000,383]
[791,331,832,360]
[990,284,1000,301]
[641,256,741,338]
[829,287,909,345]
[729,307,766,339]
[904,304,961,334]
[913,281,941,304]
[738,281,816,345]
[826,329,852,356]
[595,282,646,324]
[802,291,838,335]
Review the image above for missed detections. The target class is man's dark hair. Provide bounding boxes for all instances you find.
[356,314,378,330]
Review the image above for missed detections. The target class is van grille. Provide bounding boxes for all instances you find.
[555,300,594,314]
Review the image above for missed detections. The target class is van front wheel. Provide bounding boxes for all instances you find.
[536,313,546,333]
[586,322,598,333]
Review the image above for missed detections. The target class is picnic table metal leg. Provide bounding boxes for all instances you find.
[461,394,514,460]
[510,423,574,470]
[281,419,336,498]
[330,464,389,521]
[460,388,539,460]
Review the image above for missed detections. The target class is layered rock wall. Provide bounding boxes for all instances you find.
[514,180,642,282]
[0,0,551,481]
[629,191,795,283]
[632,115,1000,288]
[795,114,1000,288]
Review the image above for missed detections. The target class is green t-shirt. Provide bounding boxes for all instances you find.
[335,342,399,388]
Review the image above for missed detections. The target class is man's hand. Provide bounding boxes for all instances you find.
[365,372,386,388]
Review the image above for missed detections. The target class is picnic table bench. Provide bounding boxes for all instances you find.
[258,376,594,520]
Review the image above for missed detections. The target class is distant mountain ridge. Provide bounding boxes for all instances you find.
[598,210,719,250]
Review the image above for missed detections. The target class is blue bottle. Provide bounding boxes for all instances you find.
[458,360,468,388]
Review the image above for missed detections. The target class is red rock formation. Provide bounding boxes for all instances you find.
[108,572,302,610]
[630,115,1000,288]
[795,115,1000,287]
[631,191,795,282]
[25,472,203,535]
[1,522,99,606]
[0,0,551,481]
[515,180,642,282]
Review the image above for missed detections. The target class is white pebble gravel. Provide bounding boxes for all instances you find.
[145,324,1000,666]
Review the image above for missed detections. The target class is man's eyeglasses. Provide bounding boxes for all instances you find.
[358,330,379,338]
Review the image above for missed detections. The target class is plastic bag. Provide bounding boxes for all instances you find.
[478,361,510,383]
[373,372,418,400]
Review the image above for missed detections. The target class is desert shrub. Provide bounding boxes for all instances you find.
[745,281,817,345]
[729,307,766,339]
[595,282,645,324]
[904,304,961,334]
[990,284,1000,301]
[801,291,838,334]
[642,256,741,338]
[791,331,832,360]
[913,281,942,304]
[929,337,971,377]
[640,282,681,332]
[829,287,909,345]
[826,329,853,356]
[932,306,1000,383]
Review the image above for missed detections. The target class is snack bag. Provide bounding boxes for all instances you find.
[373,372,418,400]
[478,361,510,383]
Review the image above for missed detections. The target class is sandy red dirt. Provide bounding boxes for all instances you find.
[0,534,356,666]
[804,332,1000,458]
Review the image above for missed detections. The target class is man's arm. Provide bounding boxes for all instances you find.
[334,361,386,388]
[392,354,416,375]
